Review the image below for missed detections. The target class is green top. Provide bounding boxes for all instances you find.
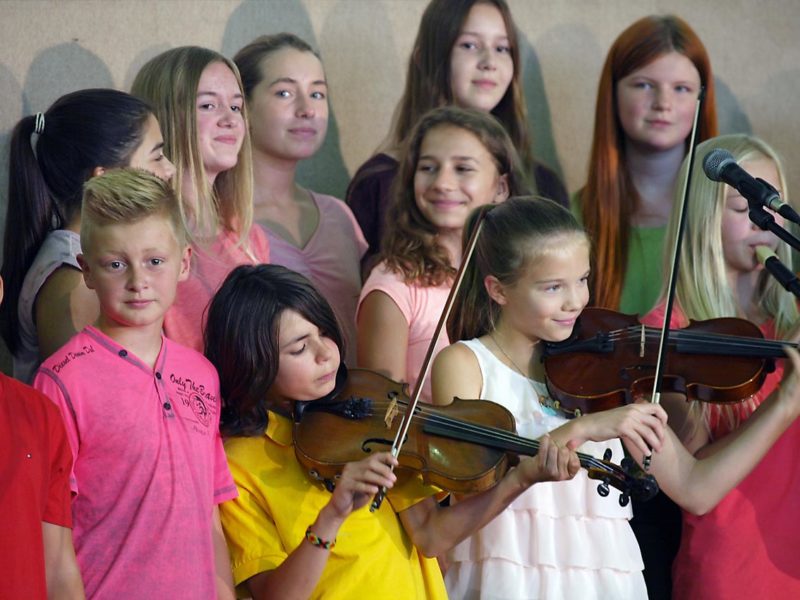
[571,192,667,316]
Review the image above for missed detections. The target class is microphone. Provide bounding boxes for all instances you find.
[702,149,800,224]
[755,246,800,297]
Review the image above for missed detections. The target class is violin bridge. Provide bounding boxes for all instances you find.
[384,399,399,429]
[639,324,646,358]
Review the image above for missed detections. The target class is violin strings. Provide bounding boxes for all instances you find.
[599,326,790,355]
[361,400,621,475]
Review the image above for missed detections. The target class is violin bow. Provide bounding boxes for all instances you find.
[370,210,488,511]
[644,86,706,469]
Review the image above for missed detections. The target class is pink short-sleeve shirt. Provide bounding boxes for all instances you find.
[34,327,237,598]
[358,263,450,403]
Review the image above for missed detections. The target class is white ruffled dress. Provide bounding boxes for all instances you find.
[444,339,647,600]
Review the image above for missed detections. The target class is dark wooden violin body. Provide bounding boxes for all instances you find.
[542,308,783,417]
[294,368,659,506]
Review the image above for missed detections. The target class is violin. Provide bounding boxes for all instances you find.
[542,308,789,417]
[293,368,659,507]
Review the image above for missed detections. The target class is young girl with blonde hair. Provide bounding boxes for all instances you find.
[433,197,800,599]
[356,106,528,403]
[233,33,367,364]
[642,134,800,599]
[132,46,270,351]
[347,0,566,268]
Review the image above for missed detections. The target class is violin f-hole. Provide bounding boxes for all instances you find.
[362,436,405,453]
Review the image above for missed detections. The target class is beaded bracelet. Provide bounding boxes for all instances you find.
[305,527,336,550]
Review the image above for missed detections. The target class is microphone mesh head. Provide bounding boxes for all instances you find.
[702,149,735,181]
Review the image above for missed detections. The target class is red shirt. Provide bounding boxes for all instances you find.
[0,373,72,599]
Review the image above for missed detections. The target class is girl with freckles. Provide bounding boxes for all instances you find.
[574,18,718,595]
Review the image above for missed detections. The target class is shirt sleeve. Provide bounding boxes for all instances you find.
[358,265,413,325]
[43,395,73,527]
[213,432,238,504]
[34,369,80,496]
[219,466,286,588]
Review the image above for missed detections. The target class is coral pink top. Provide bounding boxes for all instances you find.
[165,226,270,352]
[642,302,800,599]
[358,262,450,404]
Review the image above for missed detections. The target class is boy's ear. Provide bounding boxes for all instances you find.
[484,274,508,306]
[494,174,510,204]
[76,254,96,290]
[177,245,192,283]
[91,166,106,178]
[0,274,4,305]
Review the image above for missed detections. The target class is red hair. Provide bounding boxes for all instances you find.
[580,15,717,309]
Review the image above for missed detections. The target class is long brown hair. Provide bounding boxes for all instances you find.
[580,15,717,309]
[391,0,534,173]
[382,106,528,287]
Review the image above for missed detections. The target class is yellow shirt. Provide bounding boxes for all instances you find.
[220,411,447,599]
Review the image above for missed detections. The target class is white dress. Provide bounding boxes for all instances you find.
[444,339,647,600]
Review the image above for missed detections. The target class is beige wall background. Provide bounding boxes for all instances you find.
[1,0,799,371]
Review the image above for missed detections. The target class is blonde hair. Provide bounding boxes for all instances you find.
[131,46,253,245]
[665,134,796,433]
[81,167,187,253]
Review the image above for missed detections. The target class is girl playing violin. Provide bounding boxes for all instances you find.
[204,263,580,600]
[642,134,800,599]
[432,197,800,599]
[357,106,528,404]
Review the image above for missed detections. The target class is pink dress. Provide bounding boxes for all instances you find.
[642,302,800,599]
[261,192,367,365]
[164,226,270,352]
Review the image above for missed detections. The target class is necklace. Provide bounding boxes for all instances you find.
[487,332,576,417]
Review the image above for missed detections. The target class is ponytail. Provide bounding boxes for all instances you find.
[0,89,152,353]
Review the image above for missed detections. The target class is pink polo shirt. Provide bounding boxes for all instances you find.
[165,226,270,352]
[34,326,237,599]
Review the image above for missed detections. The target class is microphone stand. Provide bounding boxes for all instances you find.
[748,204,800,252]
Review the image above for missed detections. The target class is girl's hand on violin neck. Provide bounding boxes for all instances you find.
[577,403,668,458]
[513,435,580,489]
[326,452,398,521]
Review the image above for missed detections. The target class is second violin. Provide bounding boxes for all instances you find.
[542,307,787,417]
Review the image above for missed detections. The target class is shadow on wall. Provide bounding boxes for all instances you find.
[222,0,351,200]
[319,0,408,167]
[518,33,564,183]
[123,43,174,92]
[715,77,752,135]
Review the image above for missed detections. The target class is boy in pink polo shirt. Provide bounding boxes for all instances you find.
[34,169,237,599]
